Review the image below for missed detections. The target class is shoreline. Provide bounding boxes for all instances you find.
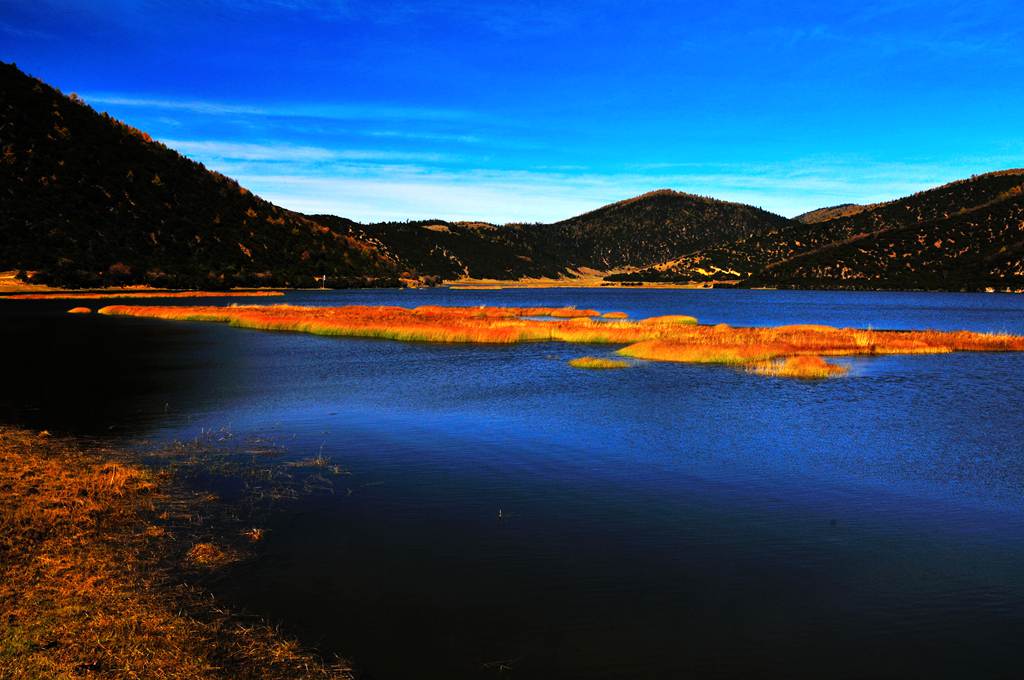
[0,427,353,679]
[4,270,1022,295]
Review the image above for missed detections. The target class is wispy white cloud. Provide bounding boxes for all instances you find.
[163,139,451,163]
[212,0,590,36]
[367,129,482,144]
[149,135,1021,223]
[82,94,472,122]
[204,155,992,223]
[0,20,54,39]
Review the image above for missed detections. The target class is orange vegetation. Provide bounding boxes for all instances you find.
[98,304,630,344]
[66,306,92,314]
[94,304,1024,379]
[602,311,629,319]
[185,542,236,567]
[569,356,631,369]
[639,314,698,325]
[0,427,349,678]
[6,290,284,300]
[746,356,848,379]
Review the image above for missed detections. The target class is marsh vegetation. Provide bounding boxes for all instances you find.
[0,427,354,679]
[94,303,1024,379]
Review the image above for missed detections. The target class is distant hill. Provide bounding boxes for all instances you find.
[313,216,571,280]
[547,189,793,271]
[318,190,793,282]
[0,62,400,288]
[752,171,1024,289]
[614,171,1024,290]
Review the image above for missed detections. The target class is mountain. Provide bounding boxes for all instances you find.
[313,191,793,282]
[0,62,401,288]
[753,171,1024,289]
[313,216,571,280]
[546,189,793,270]
[641,170,1024,290]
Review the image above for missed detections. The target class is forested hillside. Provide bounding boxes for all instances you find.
[0,62,400,288]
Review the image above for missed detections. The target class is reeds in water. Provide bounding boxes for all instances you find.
[568,356,631,369]
[95,303,1024,379]
[746,355,848,379]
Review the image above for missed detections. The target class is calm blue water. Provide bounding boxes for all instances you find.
[3,288,1024,678]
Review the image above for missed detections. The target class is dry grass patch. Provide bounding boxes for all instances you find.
[568,356,631,369]
[186,542,237,567]
[66,306,92,314]
[639,314,699,325]
[0,427,351,679]
[746,356,848,379]
[602,311,629,319]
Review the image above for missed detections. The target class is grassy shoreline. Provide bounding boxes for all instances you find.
[0,427,352,679]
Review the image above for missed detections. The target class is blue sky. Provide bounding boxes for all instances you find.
[2,0,1022,222]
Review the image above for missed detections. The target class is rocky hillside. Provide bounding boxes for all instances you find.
[0,62,401,289]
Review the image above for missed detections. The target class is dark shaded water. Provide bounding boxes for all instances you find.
[3,289,1024,678]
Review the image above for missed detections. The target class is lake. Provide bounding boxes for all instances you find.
[3,288,1024,678]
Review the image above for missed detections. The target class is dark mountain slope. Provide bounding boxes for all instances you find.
[754,183,1024,289]
[316,190,794,281]
[0,62,400,288]
[629,170,1024,287]
[546,189,794,270]
[794,203,868,224]
[313,216,572,280]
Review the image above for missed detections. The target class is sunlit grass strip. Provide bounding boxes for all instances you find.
[411,305,600,319]
[7,291,284,300]
[746,356,848,379]
[639,314,698,325]
[67,306,92,314]
[617,340,784,364]
[602,311,629,319]
[568,356,631,369]
[95,303,1024,379]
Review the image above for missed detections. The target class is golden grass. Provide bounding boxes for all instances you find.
[185,542,236,567]
[568,356,631,369]
[746,355,848,379]
[8,291,284,300]
[95,303,1024,379]
[639,314,699,325]
[67,306,92,314]
[0,427,351,679]
[602,311,629,319]
[617,340,781,364]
